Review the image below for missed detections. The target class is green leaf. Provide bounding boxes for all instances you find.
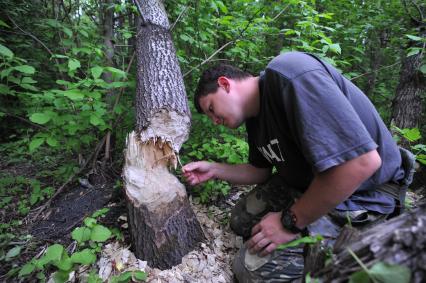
[72,227,92,243]
[70,249,96,265]
[91,66,103,79]
[0,20,10,28]
[53,253,73,271]
[90,224,112,242]
[216,1,228,13]
[90,114,103,126]
[84,217,97,228]
[30,113,51,125]
[277,235,323,250]
[407,48,421,57]
[329,43,341,54]
[63,27,73,37]
[104,66,127,78]
[46,136,59,147]
[0,83,10,94]
[63,89,84,100]
[406,34,423,41]
[349,270,371,283]
[403,128,421,142]
[0,43,13,58]
[53,270,71,283]
[92,208,109,218]
[14,65,35,74]
[19,262,36,277]
[68,58,81,72]
[6,246,21,260]
[45,244,64,262]
[369,262,411,283]
[21,77,37,84]
[29,138,45,152]
[133,270,147,281]
[420,65,426,75]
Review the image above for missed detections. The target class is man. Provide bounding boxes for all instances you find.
[183,52,414,282]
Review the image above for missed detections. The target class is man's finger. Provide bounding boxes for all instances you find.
[251,223,261,236]
[259,243,277,257]
[251,238,270,253]
[246,231,264,250]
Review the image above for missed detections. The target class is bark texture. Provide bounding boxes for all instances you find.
[313,203,426,282]
[391,51,424,129]
[123,0,204,270]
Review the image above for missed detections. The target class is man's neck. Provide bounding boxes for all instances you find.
[241,76,260,119]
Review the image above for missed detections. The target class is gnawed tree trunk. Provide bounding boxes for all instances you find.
[122,0,204,270]
[310,202,426,282]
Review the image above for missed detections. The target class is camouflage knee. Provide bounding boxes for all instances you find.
[230,188,268,239]
[230,175,301,238]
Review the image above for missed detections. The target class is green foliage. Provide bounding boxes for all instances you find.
[276,234,323,250]
[393,127,426,165]
[348,248,411,283]
[17,208,143,281]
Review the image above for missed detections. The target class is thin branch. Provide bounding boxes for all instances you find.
[271,3,291,22]
[30,135,107,221]
[6,14,63,74]
[183,41,234,77]
[350,61,400,81]
[170,5,189,31]
[2,111,47,131]
[182,4,290,78]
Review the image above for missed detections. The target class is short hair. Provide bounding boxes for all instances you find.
[194,64,251,113]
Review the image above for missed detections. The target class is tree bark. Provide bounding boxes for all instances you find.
[391,1,425,130]
[313,203,426,283]
[123,0,204,270]
[391,51,424,129]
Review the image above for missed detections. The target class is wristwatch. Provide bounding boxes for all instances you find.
[280,208,304,234]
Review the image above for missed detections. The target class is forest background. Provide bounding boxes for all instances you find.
[0,0,425,281]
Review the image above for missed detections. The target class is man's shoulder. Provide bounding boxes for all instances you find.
[266,52,325,80]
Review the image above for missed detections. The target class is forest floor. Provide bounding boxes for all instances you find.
[1,149,425,282]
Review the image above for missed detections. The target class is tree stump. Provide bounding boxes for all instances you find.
[124,133,204,269]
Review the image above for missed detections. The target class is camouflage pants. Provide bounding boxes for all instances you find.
[230,176,347,283]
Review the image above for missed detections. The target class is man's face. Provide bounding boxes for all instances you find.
[198,85,244,129]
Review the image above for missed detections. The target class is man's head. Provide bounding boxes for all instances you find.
[194,64,253,129]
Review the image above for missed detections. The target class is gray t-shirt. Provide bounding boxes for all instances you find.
[246,52,405,213]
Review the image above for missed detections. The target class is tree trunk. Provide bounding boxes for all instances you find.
[122,0,204,270]
[391,1,425,131]
[391,51,424,129]
[312,202,426,282]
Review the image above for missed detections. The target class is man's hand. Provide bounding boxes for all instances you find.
[182,161,216,186]
[246,212,298,257]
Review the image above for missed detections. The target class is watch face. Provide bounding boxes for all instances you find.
[281,209,300,233]
[281,211,293,228]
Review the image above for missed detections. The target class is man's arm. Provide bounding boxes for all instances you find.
[247,149,382,256]
[183,162,271,185]
[291,148,382,228]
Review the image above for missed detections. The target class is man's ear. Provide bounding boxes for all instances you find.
[217,76,230,92]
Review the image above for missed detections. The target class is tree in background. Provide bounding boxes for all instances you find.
[391,0,425,130]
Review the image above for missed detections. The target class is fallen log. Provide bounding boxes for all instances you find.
[313,202,426,282]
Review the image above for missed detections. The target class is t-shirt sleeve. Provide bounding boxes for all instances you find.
[286,69,378,172]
